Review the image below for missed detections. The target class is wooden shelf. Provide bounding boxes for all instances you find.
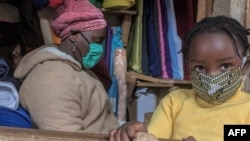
[0,126,179,141]
[101,8,137,15]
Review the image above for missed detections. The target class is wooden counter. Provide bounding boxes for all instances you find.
[0,126,179,141]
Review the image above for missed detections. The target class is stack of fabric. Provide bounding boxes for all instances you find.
[0,56,33,128]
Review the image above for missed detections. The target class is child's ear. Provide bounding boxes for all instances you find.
[242,56,250,74]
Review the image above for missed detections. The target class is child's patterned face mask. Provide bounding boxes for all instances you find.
[191,67,243,105]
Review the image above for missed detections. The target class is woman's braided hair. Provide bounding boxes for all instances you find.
[182,15,250,60]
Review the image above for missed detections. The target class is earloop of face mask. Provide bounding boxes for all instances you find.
[241,56,247,68]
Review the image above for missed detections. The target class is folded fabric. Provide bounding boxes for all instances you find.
[0,106,33,128]
[103,0,135,10]
[0,81,19,110]
[0,56,9,80]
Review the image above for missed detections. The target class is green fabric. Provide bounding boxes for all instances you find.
[127,0,143,73]
[89,0,103,8]
[102,0,135,10]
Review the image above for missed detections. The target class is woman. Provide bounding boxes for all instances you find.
[14,0,119,134]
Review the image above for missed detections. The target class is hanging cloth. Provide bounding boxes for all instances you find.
[163,0,183,79]
[157,0,168,78]
[174,0,195,80]
[160,0,173,78]
[141,5,149,75]
[127,0,143,73]
[143,0,162,77]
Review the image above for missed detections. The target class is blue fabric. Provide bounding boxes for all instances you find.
[0,55,21,90]
[144,0,162,77]
[0,106,33,128]
[108,26,124,116]
[141,1,149,75]
[9,0,49,10]
[0,56,9,81]
[32,0,49,10]
[164,0,182,79]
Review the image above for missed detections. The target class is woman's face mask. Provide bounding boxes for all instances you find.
[80,32,104,69]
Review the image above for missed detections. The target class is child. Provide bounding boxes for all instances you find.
[109,15,250,141]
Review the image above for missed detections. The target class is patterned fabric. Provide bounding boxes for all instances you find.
[191,67,243,105]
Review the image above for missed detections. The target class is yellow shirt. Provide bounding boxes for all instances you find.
[147,86,250,141]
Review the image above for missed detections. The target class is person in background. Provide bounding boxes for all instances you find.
[14,0,119,134]
[109,15,250,141]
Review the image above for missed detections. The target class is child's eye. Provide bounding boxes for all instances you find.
[220,63,232,71]
[194,66,205,72]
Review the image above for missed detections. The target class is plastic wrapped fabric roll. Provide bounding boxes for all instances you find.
[103,0,135,10]
[113,48,127,124]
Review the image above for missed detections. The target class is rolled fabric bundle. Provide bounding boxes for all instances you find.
[113,48,127,125]
[0,106,33,128]
[103,0,135,10]
[0,81,19,110]
[49,0,63,8]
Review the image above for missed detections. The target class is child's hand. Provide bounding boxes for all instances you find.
[109,121,147,141]
[182,136,196,141]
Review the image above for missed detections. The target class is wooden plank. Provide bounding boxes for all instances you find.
[196,0,214,22]
[101,8,137,15]
[126,71,192,85]
[136,82,173,87]
[0,126,108,141]
[0,126,178,141]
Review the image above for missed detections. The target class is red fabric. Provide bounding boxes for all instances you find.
[51,0,107,40]
[49,0,64,8]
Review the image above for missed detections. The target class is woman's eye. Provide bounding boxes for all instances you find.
[194,66,204,72]
[220,63,232,70]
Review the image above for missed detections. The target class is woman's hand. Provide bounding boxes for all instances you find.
[109,121,148,141]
